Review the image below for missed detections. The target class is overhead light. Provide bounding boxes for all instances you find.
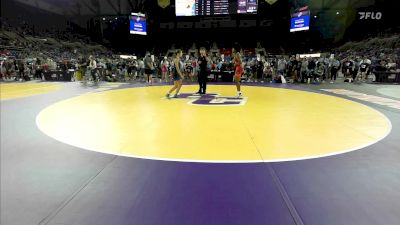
[102,18,105,20]
[336,12,340,15]
[314,15,317,18]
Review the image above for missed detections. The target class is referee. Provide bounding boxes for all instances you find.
[197,47,208,95]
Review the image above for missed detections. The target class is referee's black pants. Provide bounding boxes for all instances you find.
[198,72,207,94]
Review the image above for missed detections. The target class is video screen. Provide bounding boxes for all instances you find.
[290,6,310,32]
[176,0,258,16]
[130,13,147,35]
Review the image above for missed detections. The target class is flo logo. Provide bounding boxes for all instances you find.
[170,93,248,106]
[359,12,382,20]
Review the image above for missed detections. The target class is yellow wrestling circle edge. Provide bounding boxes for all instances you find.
[35,85,392,163]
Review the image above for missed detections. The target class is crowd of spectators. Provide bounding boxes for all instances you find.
[1,26,399,84]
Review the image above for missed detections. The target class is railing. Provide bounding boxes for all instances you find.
[373,70,400,83]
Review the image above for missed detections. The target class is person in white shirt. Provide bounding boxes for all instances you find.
[138,59,145,79]
[161,56,169,82]
[277,57,287,76]
[89,56,97,70]
[330,58,340,83]
[0,60,5,80]
[89,56,98,82]
[301,59,309,83]
[359,56,371,81]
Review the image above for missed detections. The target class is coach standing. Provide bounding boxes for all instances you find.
[144,52,154,85]
[197,47,208,95]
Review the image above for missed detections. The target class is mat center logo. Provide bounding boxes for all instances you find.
[176,93,247,106]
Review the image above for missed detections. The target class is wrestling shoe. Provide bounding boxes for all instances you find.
[235,93,243,98]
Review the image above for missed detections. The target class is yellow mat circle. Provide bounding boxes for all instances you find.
[0,83,61,100]
[36,85,391,162]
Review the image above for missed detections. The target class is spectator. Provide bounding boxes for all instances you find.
[330,58,340,83]
[144,52,154,85]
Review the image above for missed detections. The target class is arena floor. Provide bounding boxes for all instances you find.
[1,80,399,225]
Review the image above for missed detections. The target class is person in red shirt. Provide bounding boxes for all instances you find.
[233,47,243,98]
[43,63,49,72]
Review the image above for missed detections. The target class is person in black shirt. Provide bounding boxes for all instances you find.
[307,59,316,83]
[17,60,26,81]
[308,59,316,70]
[197,47,208,95]
[342,58,353,79]
[34,58,42,80]
[287,56,295,79]
[294,59,302,82]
